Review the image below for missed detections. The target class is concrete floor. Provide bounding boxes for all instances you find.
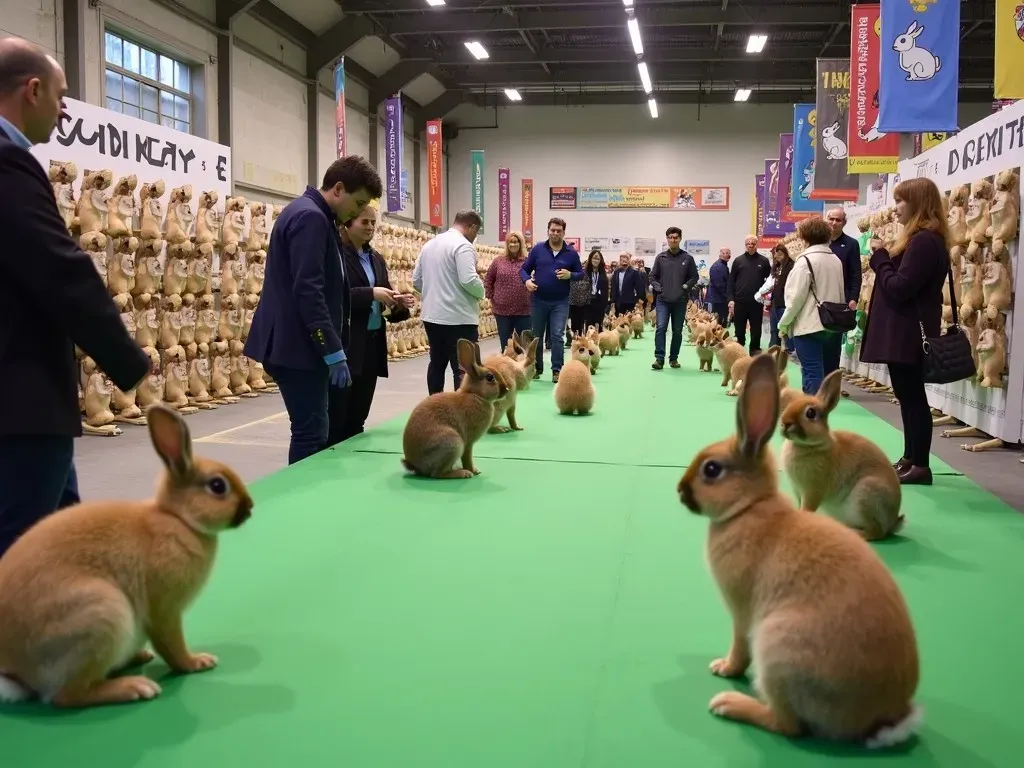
[75,335,1023,511]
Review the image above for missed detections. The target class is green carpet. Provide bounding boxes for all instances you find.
[4,335,1021,766]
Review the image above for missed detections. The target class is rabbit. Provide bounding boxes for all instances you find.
[780,370,904,540]
[893,21,940,81]
[0,404,253,708]
[401,339,507,479]
[597,327,620,356]
[485,335,539,433]
[553,337,595,415]
[676,354,920,747]
[820,120,848,160]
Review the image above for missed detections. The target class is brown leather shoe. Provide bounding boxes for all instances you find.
[893,457,911,473]
[899,466,933,485]
[552,371,559,383]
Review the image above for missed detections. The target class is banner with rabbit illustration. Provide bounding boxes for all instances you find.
[790,104,823,214]
[778,133,813,223]
[762,158,792,237]
[847,4,899,173]
[811,59,859,201]
[878,0,960,133]
[995,0,1024,99]
[754,174,765,239]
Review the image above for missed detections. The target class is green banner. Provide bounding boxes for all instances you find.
[470,149,485,233]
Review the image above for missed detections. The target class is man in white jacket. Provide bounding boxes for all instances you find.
[413,209,485,393]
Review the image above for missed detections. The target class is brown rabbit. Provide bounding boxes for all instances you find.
[676,355,920,747]
[402,339,507,478]
[765,345,791,390]
[714,339,749,392]
[485,335,539,432]
[554,337,596,415]
[0,404,253,708]
[780,370,903,540]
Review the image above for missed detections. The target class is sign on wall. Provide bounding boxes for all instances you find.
[498,167,511,241]
[549,186,577,209]
[522,178,534,245]
[384,96,403,212]
[470,149,485,232]
[426,119,443,227]
[576,186,730,210]
[564,237,581,252]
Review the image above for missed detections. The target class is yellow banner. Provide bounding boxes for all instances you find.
[995,0,1024,99]
[922,133,948,151]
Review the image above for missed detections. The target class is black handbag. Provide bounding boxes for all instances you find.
[920,262,975,384]
[803,255,857,333]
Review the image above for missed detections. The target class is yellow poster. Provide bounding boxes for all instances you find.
[995,0,1024,99]
[922,133,948,151]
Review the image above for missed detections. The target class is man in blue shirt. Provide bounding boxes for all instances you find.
[520,217,584,382]
[707,247,731,326]
[244,156,382,465]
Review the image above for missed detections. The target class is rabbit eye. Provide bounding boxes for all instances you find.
[206,475,229,497]
[805,406,818,420]
[485,372,495,382]
[700,459,724,481]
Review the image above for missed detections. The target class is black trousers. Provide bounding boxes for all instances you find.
[732,300,763,354]
[584,300,607,330]
[265,362,329,465]
[888,362,932,468]
[423,321,479,394]
[614,302,634,316]
[327,371,379,447]
[569,305,588,337]
[710,301,729,327]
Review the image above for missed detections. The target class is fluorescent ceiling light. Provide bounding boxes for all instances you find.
[627,17,643,56]
[735,88,752,102]
[464,41,489,60]
[648,98,658,118]
[426,0,445,5]
[623,0,633,5]
[746,34,767,53]
[504,88,522,101]
[637,62,652,94]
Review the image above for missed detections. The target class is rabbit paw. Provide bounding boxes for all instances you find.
[488,426,511,434]
[709,657,746,678]
[709,690,751,718]
[179,652,219,673]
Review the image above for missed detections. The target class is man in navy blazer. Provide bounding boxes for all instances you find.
[610,253,645,315]
[244,157,382,465]
[0,39,150,556]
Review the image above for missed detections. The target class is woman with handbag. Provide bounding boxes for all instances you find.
[860,177,951,486]
[777,216,847,395]
[769,243,795,353]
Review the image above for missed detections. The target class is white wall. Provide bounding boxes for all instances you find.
[317,76,372,185]
[2,0,62,60]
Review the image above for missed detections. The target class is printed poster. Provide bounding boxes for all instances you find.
[425,119,443,227]
[847,4,899,173]
[790,104,823,214]
[812,58,859,201]
[333,58,346,159]
[521,178,534,245]
[384,96,403,212]
[470,149,485,232]
[762,157,790,237]
[635,237,657,261]
[498,167,510,241]
[584,236,609,252]
[549,186,577,209]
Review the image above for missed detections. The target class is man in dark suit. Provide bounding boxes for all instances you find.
[610,253,644,315]
[0,38,150,557]
[244,156,382,465]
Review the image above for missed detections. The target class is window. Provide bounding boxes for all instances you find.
[104,30,193,135]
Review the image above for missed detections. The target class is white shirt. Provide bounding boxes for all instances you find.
[412,227,485,326]
[778,244,846,337]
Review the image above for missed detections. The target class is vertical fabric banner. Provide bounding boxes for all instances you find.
[811,59,859,202]
[762,158,788,237]
[498,168,511,241]
[470,150,485,233]
[755,174,766,239]
[778,133,809,224]
[995,0,1024,100]
[384,96,403,212]
[333,58,346,159]
[791,104,822,213]
[522,178,534,246]
[848,4,899,173]
[425,119,443,227]
[878,0,960,133]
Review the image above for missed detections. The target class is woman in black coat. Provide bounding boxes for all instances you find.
[583,249,610,329]
[859,177,949,486]
[327,205,414,446]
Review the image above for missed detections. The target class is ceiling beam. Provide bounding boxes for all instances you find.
[344,0,683,10]
[370,60,436,107]
[433,44,861,66]
[307,15,375,74]
[243,1,316,47]
[421,89,466,122]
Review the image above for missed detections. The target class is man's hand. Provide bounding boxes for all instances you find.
[394,293,417,309]
[373,286,397,307]
[525,279,538,292]
[555,268,571,280]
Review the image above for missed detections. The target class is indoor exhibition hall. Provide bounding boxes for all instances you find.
[1,0,1023,764]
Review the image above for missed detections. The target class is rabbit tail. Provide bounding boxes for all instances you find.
[0,673,32,704]
[865,705,924,749]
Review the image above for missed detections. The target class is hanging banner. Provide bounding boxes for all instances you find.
[779,133,808,223]
[333,58,347,159]
[522,178,534,246]
[878,0,960,133]
[848,4,899,173]
[497,167,511,241]
[425,119,443,227]
[470,149,485,232]
[755,174,766,238]
[762,158,788,237]
[913,131,952,156]
[384,95,403,212]
[995,0,1024,100]
[791,104,822,213]
[750,180,759,235]
[811,59,859,202]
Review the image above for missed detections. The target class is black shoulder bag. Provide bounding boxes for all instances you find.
[802,255,857,333]
[920,261,975,384]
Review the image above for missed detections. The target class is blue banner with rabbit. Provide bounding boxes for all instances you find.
[790,103,823,214]
[878,0,960,133]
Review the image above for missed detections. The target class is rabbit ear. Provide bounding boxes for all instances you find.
[736,355,779,460]
[817,369,843,415]
[456,338,476,375]
[147,403,193,479]
[907,21,918,34]
[911,24,922,37]
[525,337,539,365]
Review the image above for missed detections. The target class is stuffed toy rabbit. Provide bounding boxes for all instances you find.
[402,339,507,478]
[0,404,253,708]
[676,355,920,747]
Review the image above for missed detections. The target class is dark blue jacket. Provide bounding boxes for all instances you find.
[610,267,645,307]
[707,259,729,304]
[830,232,862,305]
[244,187,350,371]
[519,240,584,301]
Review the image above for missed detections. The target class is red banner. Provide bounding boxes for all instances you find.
[426,119,443,227]
[847,4,899,174]
[522,178,534,246]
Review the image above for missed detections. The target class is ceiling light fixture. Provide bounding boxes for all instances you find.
[734,88,752,102]
[637,61,652,94]
[504,88,522,101]
[622,0,633,6]
[464,41,489,60]
[746,34,767,53]
[648,98,658,118]
[627,17,643,56]
[426,0,445,6]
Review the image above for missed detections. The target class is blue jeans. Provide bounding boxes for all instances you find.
[495,314,532,355]
[655,299,688,363]
[265,362,330,465]
[531,297,570,374]
[0,435,76,558]
[770,306,794,352]
[793,331,842,395]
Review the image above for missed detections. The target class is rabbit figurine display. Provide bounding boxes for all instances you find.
[780,370,903,540]
[892,21,941,81]
[676,354,920,747]
[553,336,596,416]
[0,404,253,708]
[401,340,507,479]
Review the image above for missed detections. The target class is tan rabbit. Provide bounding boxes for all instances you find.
[401,340,507,479]
[765,345,790,390]
[485,336,539,433]
[714,339,750,393]
[615,316,630,349]
[0,404,253,708]
[780,370,903,540]
[676,354,920,747]
[597,328,620,356]
[553,337,595,415]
